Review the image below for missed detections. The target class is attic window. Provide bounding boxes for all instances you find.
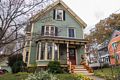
[53,9,65,21]
[56,9,63,20]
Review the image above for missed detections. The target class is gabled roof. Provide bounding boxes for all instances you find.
[30,0,87,28]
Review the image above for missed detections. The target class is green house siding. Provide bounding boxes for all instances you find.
[77,47,84,65]
[59,44,67,65]
[36,61,49,66]
[29,42,37,64]
[33,5,83,38]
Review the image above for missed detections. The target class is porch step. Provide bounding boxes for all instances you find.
[72,65,93,76]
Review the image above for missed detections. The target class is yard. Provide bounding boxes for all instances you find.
[94,66,120,80]
[0,72,29,80]
[0,72,92,80]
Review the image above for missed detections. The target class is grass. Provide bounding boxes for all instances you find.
[94,66,120,80]
[0,72,29,80]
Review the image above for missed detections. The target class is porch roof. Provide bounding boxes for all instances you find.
[36,36,88,45]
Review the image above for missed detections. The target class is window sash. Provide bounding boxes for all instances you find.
[25,52,29,62]
[47,43,53,60]
[69,28,75,37]
[56,9,63,20]
[44,25,55,36]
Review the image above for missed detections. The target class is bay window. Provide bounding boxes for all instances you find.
[36,42,59,61]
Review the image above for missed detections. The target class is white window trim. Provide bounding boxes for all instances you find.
[67,27,76,38]
[55,9,63,21]
[44,25,55,36]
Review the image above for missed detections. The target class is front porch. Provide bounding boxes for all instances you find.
[34,36,87,67]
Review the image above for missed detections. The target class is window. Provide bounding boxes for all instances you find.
[47,43,53,60]
[25,52,29,62]
[36,42,59,61]
[54,44,58,60]
[56,9,63,20]
[68,28,75,38]
[36,44,39,60]
[40,42,45,60]
[45,25,55,36]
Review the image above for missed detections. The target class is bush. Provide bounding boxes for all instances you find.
[57,74,92,80]
[25,71,92,80]
[8,54,26,73]
[48,61,63,74]
[25,71,58,80]
[102,63,109,68]
[12,61,25,73]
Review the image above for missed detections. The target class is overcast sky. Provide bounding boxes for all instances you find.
[62,0,120,34]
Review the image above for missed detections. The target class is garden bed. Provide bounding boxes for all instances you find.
[94,66,120,80]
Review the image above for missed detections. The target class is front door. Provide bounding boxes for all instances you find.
[69,48,76,65]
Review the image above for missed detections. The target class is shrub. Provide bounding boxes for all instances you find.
[102,63,109,68]
[48,61,63,73]
[25,71,58,80]
[57,74,92,80]
[12,61,25,73]
[8,54,26,73]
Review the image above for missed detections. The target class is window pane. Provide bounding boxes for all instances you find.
[47,43,52,60]
[36,44,39,60]
[69,28,75,37]
[57,10,63,20]
[54,44,58,60]
[45,26,49,35]
[25,52,29,62]
[41,42,45,60]
[50,27,54,36]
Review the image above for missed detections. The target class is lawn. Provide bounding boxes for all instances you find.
[0,72,29,80]
[0,72,92,80]
[94,66,120,80]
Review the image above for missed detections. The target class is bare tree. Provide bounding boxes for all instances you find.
[0,0,54,59]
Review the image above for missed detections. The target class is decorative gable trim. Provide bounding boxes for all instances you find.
[30,0,87,28]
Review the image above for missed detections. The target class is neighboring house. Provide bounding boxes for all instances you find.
[0,57,11,72]
[23,0,87,68]
[86,40,110,68]
[108,30,120,65]
[86,42,100,68]
[97,40,110,65]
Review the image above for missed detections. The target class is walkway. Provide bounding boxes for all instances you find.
[87,75,105,80]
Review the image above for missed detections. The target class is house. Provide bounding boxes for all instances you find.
[22,0,87,69]
[97,40,110,66]
[108,30,120,65]
[86,40,110,68]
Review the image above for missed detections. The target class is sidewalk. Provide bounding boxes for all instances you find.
[87,75,105,80]
[81,73,105,80]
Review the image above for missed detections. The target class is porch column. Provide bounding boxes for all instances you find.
[38,42,41,60]
[52,42,55,60]
[67,42,69,65]
[58,44,60,61]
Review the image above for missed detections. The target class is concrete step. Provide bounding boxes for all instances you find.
[73,65,94,74]
[73,70,88,73]
[73,68,87,71]
[75,66,84,69]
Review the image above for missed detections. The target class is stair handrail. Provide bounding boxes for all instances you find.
[83,63,93,73]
